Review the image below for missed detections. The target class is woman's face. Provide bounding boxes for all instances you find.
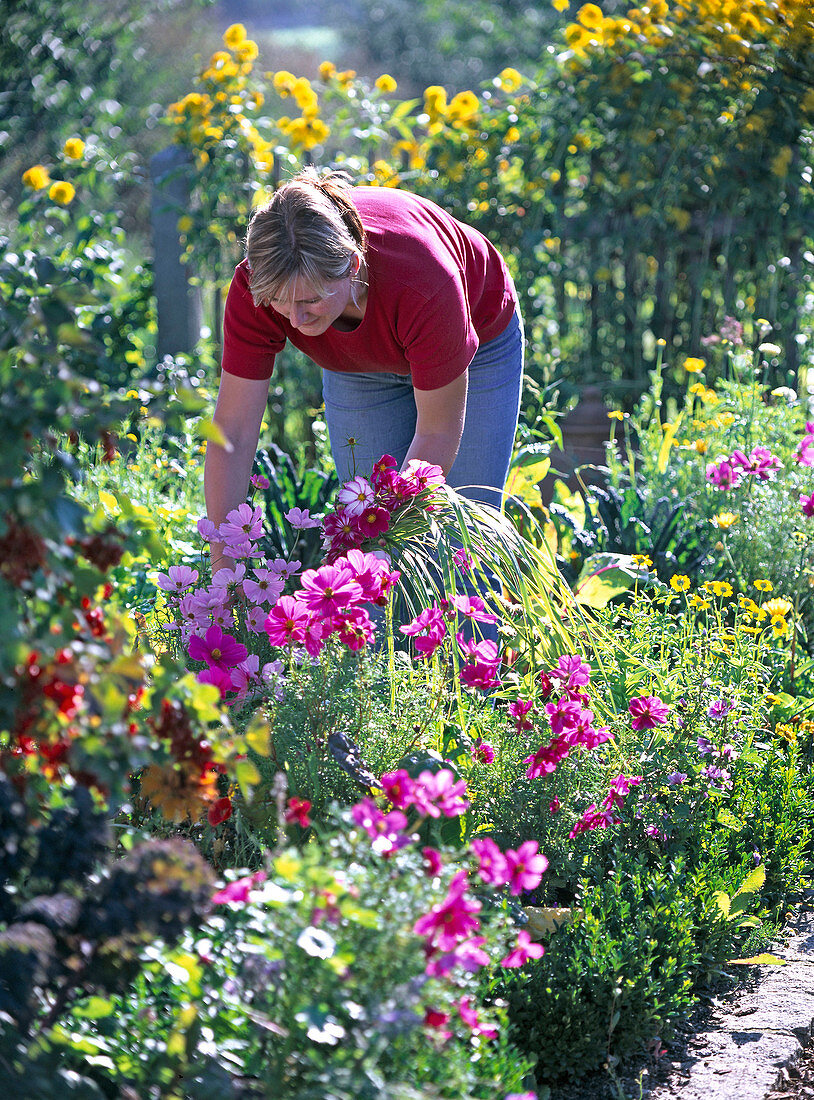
[267,274,354,335]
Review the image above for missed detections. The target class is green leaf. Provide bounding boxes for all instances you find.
[735,864,766,896]
[574,553,642,608]
[244,712,271,757]
[713,890,731,919]
[236,757,261,798]
[198,419,233,452]
[716,808,744,831]
[73,996,115,1019]
[729,953,786,966]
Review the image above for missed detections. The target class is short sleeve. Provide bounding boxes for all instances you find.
[220,263,285,380]
[397,275,479,390]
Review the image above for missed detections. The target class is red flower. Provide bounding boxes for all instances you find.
[207,796,233,827]
[285,796,312,828]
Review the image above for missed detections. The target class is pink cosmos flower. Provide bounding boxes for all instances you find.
[337,475,376,517]
[801,492,814,518]
[603,773,643,809]
[730,446,782,481]
[549,797,561,814]
[402,459,445,494]
[379,768,415,809]
[332,606,375,651]
[545,697,583,735]
[422,847,443,877]
[448,594,499,624]
[569,804,620,838]
[706,458,743,490]
[504,841,548,895]
[523,735,571,778]
[508,698,534,734]
[269,557,301,582]
[370,453,398,488]
[245,605,267,633]
[284,506,321,529]
[628,694,670,730]
[413,870,482,951]
[472,741,495,764]
[801,442,814,466]
[197,517,219,542]
[351,798,410,856]
[212,870,267,905]
[551,654,591,690]
[454,995,497,1040]
[264,595,310,647]
[243,567,286,606]
[299,563,363,616]
[249,473,270,490]
[157,565,199,593]
[400,604,447,657]
[187,623,248,669]
[197,665,235,697]
[501,928,545,969]
[218,502,264,545]
[426,936,491,977]
[456,635,502,690]
[411,769,470,818]
[356,505,390,538]
[453,547,473,572]
[470,837,510,886]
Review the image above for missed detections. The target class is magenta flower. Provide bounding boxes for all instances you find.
[356,505,391,538]
[603,773,643,810]
[801,492,814,518]
[707,697,734,721]
[730,446,782,481]
[403,459,445,494]
[400,604,447,657]
[453,547,473,572]
[413,870,481,951]
[425,935,491,977]
[508,698,534,734]
[197,665,235,697]
[628,694,670,730]
[370,453,398,488]
[351,798,409,856]
[457,635,502,690]
[523,735,571,778]
[666,771,688,785]
[501,929,546,969]
[212,870,266,905]
[299,563,363,616]
[549,797,561,814]
[569,804,619,838]
[411,769,470,818]
[706,458,743,490]
[794,442,814,466]
[448,594,499,624]
[332,606,375,651]
[455,995,498,1040]
[284,796,312,827]
[187,624,248,669]
[470,837,510,887]
[545,697,583,735]
[249,473,269,490]
[472,740,495,764]
[264,595,310,647]
[551,654,591,690]
[504,840,548,896]
[157,564,199,593]
[422,846,443,877]
[284,506,320,529]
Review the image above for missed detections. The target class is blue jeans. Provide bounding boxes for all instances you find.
[322,307,525,509]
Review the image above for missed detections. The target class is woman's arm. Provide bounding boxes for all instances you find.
[403,372,468,476]
[204,371,271,570]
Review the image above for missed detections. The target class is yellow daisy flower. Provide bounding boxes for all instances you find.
[683,356,705,373]
[62,138,85,159]
[669,574,690,592]
[712,512,738,530]
[48,180,75,205]
[754,579,773,592]
[22,164,50,190]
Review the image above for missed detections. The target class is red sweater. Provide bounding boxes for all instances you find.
[221,187,516,391]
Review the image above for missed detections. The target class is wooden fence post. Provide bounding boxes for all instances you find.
[149,145,202,358]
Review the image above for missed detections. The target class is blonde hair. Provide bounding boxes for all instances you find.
[245,168,366,306]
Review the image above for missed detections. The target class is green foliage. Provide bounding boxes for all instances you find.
[498,858,707,1081]
[255,443,338,569]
